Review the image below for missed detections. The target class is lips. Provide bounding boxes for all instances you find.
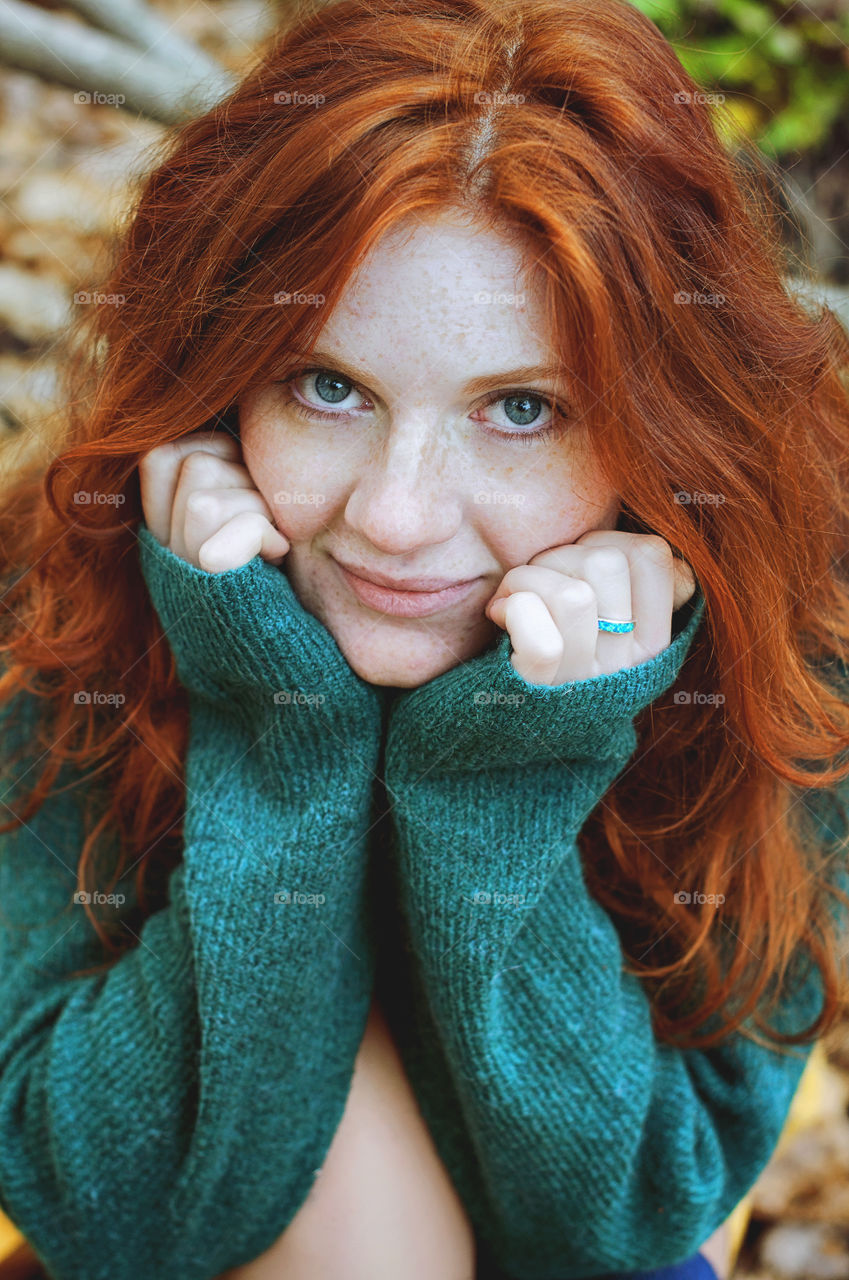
[333,559,478,593]
[332,558,482,619]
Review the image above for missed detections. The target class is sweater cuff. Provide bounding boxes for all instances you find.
[388,583,707,772]
[136,520,370,708]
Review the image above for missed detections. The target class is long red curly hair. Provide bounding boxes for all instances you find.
[2,0,849,1052]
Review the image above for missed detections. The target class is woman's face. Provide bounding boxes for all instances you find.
[239,211,621,688]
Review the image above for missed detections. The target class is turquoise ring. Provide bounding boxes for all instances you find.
[597,617,635,633]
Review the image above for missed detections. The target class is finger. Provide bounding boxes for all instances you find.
[138,432,242,547]
[197,510,292,574]
[494,591,564,686]
[524,543,635,676]
[182,488,288,569]
[671,555,698,612]
[574,530,695,660]
[574,531,697,612]
[488,564,601,682]
[170,452,258,562]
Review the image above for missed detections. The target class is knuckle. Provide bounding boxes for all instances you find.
[179,449,226,484]
[639,535,674,567]
[137,442,174,480]
[585,545,630,575]
[559,578,595,605]
[531,634,565,664]
[185,490,218,518]
[499,567,528,592]
[574,528,620,545]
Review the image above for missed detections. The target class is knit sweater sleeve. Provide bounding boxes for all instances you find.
[0,526,383,1280]
[383,585,843,1280]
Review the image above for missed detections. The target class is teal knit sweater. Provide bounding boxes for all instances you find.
[0,521,844,1280]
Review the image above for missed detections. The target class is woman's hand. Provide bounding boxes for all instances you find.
[484,530,699,687]
[138,430,289,571]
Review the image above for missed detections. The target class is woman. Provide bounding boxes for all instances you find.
[1,1,848,1278]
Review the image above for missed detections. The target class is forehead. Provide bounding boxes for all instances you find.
[313,212,554,383]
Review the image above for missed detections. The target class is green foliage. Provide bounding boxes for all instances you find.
[628,0,849,157]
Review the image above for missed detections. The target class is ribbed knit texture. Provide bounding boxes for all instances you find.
[379,584,846,1280]
[0,528,844,1280]
[0,522,385,1279]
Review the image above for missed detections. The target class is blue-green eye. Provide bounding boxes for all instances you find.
[312,370,354,405]
[279,366,572,445]
[504,394,544,426]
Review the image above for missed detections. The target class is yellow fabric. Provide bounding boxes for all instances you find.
[724,1037,829,1270]
[0,1209,24,1263]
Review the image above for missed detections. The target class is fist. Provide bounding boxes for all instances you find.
[138,431,290,572]
[484,530,698,687]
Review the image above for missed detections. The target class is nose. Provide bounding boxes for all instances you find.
[342,413,463,556]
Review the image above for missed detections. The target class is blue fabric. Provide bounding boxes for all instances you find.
[476,1248,719,1280]
[596,1250,719,1280]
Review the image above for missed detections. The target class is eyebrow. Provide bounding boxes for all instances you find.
[286,349,570,395]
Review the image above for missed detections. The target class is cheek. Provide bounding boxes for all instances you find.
[487,447,618,563]
[240,416,343,540]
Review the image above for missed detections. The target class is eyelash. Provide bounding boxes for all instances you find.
[275,366,571,446]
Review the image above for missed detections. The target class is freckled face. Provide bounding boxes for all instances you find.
[238,210,621,689]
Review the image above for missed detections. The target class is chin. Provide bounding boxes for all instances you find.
[333,624,498,689]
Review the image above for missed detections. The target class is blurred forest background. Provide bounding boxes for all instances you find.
[0,2,848,1279]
